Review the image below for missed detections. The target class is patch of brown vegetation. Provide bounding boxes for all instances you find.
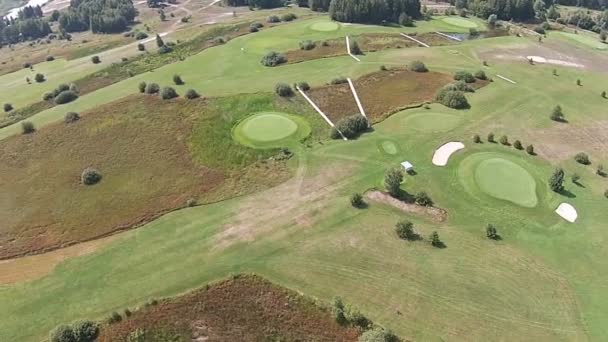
[365,190,448,222]
[307,69,453,123]
[97,275,360,342]
[284,32,453,64]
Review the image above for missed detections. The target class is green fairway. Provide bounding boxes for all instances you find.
[402,112,461,132]
[380,140,398,155]
[310,21,340,31]
[554,31,607,50]
[474,156,538,207]
[233,111,310,148]
[441,17,479,28]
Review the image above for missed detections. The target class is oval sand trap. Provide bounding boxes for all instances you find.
[432,142,464,166]
[405,112,460,132]
[442,17,478,28]
[310,21,340,32]
[475,158,538,207]
[555,203,577,223]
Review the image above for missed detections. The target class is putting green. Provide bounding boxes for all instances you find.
[474,158,538,207]
[380,140,398,155]
[233,112,310,148]
[310,21,340,32]
[403,112,461,132]
[442,17,478,29]
[555,32,607,50]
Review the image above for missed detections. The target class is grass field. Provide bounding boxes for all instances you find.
[233,111,311,148]
[1,13,608,342]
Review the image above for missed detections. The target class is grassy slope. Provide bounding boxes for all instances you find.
[2,18,608,342]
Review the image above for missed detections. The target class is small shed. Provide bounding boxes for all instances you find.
[400,161,414,172]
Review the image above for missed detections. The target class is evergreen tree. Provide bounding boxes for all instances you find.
[384,168,404,198]
[549,168,565,193]
[156,33,165,48]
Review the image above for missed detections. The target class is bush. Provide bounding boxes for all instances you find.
[267,15,280,23]
[81,168,102,185]
[250,22,264,29]
[474,70,487,80]
[434,88,469,109]
[332,114,368,139]
[107,311,122,324]
[46,55,55,61]
[43,92,54,101]
[359,327,399,342]
[602,91,607,98]
[350,193,364,208]
[160,87,178,100]
[35,73,46,82]
[384,168,403,198]
[399,12,414,26]
[380,65,387,71]
[91,56,101,64]
[69,83,79,93]
[395,220,417,240]
[145,82,160,94]
[135,31,148,40]
[54,90,78,104]
[409,60,428,72]
[598,165,605,176]
[487,132,495,143]
[526,144,535,155]
[64,112,80,123]
[299,40,316,50]
[185,89,200,99]
[513,140,523,150]
[414,191,433,206]
[574,152,590,165]
[3,103,13,112]
[275,82,293,97]
[296,81,310,91]
[137,43,145,51]
[549,168,565,192]
[605,189,608,198]
[124,308,132,317]
[473,134,481,143]
[261,51,287,67]
[330,77,348,85]
[281,13,297,21]
[534,26,546,34]
[213,36,226,44]
[444,81,474,93]
[486,224,499,240]
[138,81,147,93]
[454,71,475,83]
[350,40,362,55]
[499,135,509,145]
[173,74,184,85]
[49,325,76,342]
[158,45,173,54]
[249,26,259,32]
[550,105,565,122]
[572,173,580,183]
[430,231,443,248]
[72,320,99,342]
[22,121,35,134]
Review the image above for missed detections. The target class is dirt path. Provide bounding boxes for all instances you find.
[365,190,448,223]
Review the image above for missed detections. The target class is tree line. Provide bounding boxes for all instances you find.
[221,0,284,9]
[58,0,136,33]
[0,11,51,44]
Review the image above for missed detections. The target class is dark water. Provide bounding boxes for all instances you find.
[439,28,510,41]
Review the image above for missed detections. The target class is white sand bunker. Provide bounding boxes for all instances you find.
[526,56,584,68]
[555,203,578,223]
[432,142,465,166]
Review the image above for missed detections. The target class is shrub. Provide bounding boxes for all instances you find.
[145,83,160,94]
[173,74,184,85]
[384,168,403,198]
[534,26,546,34]
[35,73,45,82]
[549,168,565,193]
[598,165,605,176]
[359,328,398,342]
[332,114,368,139]
[474,70,487,80]
[23,62,32,68]
[602,91,607,98]
[186,198,197,207]
[454,71,475,83]
[56,84,70,94]
[185,89,200,99]
[330,77,348,85]
[43,92,54,101]
[275,82,293,97]
[81,168,102,185]
[124,308,132,317]
[54,90,78,104]
[138,81,147,93]
[137,43,145,51]
[576,79,581,86]
[487,132,495,143]
[72,320,99,342]
[49,325,76,342]
[22,121,35,134]
[572,173,580,183]
[550,105,565,121]
[107,311,122,324]
[605,189,608,198]
[574,152,590,165]
[64,112,80,123]
[350,40,362,55]
[213,36,226,44]
[299,40,316,50]
[3,103,13,112]
[380,65,387,71]
[513,140,523,150]
[499,135,509,145]
[434,87,469,109]
[399,12,414,26]
[249,26,259,32]
[267,15,280,23]
[409,60,428,72]
[135,31,148,40]
[430,231,443,248]
[250,22,263,29]
[281,13,297,21]
[395,220,418,240]
[414,191,433,206]
[91,56,101,64]
[526,144,535,155]
[261,51,287,66]
[160,87,178,100]
[350,193,364,208]
[486,224,499,240]
[158,45,173,54]
[69,83,79,93]
[473,134,481,143]
[296,81,310,91]
[444,81,474,92]
[46,55,55,61]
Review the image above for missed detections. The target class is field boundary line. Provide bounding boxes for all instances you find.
[435,31,462,41]
[296,86,347,140]
[346,78,368,121]
[345,36,361,62]
[399,33,430,47]
[496,74,517,84]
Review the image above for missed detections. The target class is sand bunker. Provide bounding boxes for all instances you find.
[432,142,465,166]
[555,203,577,223]
[526,56,584,68]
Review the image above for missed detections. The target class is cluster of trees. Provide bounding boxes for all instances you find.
[58,0,136,33]
[331,114,369,139]
[221,0,284,9]
[395,220,444,247]
[331,297,399,341]
[49,320,98,342]
[0,11,51,44]
[328,0,422,24]
[479,132,535,154]
[560,9,608,32]
[466,0,535,22]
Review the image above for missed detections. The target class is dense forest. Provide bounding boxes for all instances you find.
[328,0,421,23]
[59,0,136,33]
[221,0,284,9]
[0,6,50,44]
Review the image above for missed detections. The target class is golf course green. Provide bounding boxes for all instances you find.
[233,111,310,148]
[473,156,538,207]
[442,17,479,28]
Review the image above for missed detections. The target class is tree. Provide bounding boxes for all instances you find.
[600,31,606,42]
[474,70,487,80]
[3,103,13,112]
[91,56,101,64]
[430,231,443,248]
[160,87,178,100]
[574,152,590,165]
[65,112,80,123]
[156,34,165,48]
[513,140,523,150]
[159,9,166,21]
[486,224,499,239]
[138,82,147,93]
[499,135,509,145]
[576,79,581,86]
[526,144,535,155]
[331,297,348,326]
[473,134,481,143]
[399,12,414,26]
[547,5,559,19]
[351,193,365,208]
[185,89,200,99]
[138,43,145,51]
[350,40,362,55]
[602,91,606,98]
[384,168,403,198]
[275,83,293,97]
[597,164,605,177]
[261,51,287,66]
[55,90,78,104]
[22,121,35,134]
[549,168,565,193]
[395,220,418,240]
[358,327,399,342]
[329,0,421,24]
[434,88,469,109]
[488,14,498,27]
[72,320,99,342]
[49,325,76,342]
[487,132,495,143]
[145,83,160,94]
[173,74,184,85]
[34,73,45,82]
[414,191,433,206]
[409,60,428,72]
[572,173,580,184]
[81,168,102,185]
[454,71,475,83]
[550,105,564,122]
[332,115,368,139]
